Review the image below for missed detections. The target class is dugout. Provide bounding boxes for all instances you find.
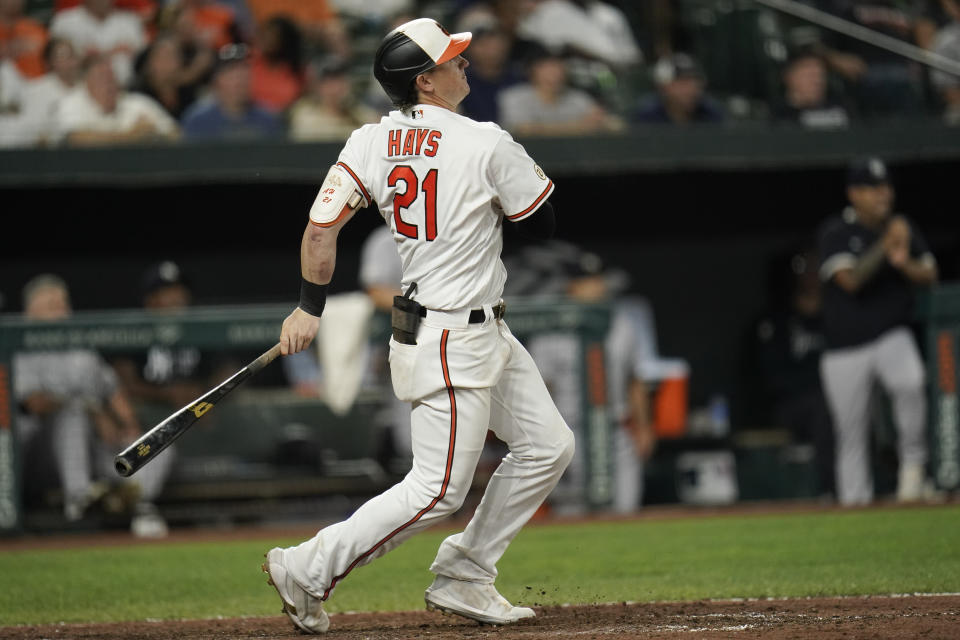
[1,123,959,533]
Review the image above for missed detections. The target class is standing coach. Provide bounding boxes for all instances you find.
[817,156,939,506]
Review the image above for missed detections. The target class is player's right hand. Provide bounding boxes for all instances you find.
[280,307,321,355]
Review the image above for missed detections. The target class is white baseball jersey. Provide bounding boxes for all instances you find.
[334,104,554,310]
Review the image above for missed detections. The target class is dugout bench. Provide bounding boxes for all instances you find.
[0,300,613,534]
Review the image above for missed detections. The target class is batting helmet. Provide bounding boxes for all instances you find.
[374,18,472,105]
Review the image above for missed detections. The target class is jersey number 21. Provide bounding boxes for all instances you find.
[389,166,438,241]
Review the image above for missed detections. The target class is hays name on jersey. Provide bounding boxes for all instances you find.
[388,128,442,158]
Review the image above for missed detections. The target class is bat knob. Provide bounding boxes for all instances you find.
[115,456,134,477]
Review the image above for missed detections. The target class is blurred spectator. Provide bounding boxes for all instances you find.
[131,32,201,119]
[632,0,689,61]
[244,0,350,59]
[204,0,256,43]
[515,0,641,69]
[249,14,304,113]
[771,48,852,129]
[360,10,415,115]
[154,0,239,93]
[815,0,937,118]
[327,0,413,27]
[14,273,172,537]
[11,36,80,145]
[929,0,960,124]
[54,0,158,31]
[49,0,148,87]
[749,248,835,500]
[498,44,624,136]
[0,50,24,112]
[458,10,523,123]
[0,0,49,79]
[633,52,724,125]
[180,42,283,140]
[817,156,939,506]
[514,0,641,107]
[288,55,378,142]
[55,53,179,146]
[156,0,243,52]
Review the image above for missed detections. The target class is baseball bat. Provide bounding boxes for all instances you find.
[114,342,282,478]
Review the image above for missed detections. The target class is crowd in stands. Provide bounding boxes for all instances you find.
[2,0,960,148]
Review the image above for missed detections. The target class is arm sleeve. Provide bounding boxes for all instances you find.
[513,200,555,240]
[487,132,554,221]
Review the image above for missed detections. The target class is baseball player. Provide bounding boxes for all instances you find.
[15,274,172,537]
[817,156,938,506]
[263,17,572,633]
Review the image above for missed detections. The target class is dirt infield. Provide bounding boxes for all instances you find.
[4,594,959,639]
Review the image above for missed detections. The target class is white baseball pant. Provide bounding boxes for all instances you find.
[284,308,575,597]
[820,326,927,505]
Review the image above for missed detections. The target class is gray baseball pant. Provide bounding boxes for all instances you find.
[820,327,927,505]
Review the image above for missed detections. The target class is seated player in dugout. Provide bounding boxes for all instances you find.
[110,261,255,414]
[262,17,570,634]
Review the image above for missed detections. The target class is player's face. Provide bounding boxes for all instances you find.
[145,284,192,311]
[848,183,893,225]
[26,286,71,320]
[424,56,471,106]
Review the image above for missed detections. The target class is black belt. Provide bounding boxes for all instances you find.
[419,302,506,323]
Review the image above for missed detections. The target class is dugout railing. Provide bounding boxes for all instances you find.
[2,287,957,535]
[0,299,613,534]
[919,282,960,495]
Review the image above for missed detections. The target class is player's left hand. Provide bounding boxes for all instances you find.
[281,307,321,355]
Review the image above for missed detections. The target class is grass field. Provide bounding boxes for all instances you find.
[1,504,958,627]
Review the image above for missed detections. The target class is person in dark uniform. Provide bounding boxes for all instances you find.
[816,156,939,506]
[112,260,213,411]
[751,248,835,500]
